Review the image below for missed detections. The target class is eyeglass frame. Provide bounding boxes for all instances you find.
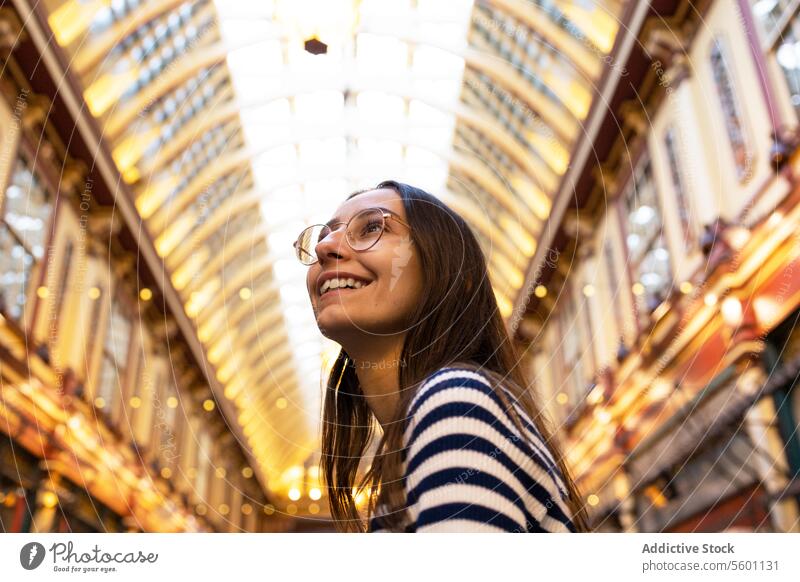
[293,207,412,265]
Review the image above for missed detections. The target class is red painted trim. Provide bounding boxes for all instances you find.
[10,493,27,532]
[669,484,769,532]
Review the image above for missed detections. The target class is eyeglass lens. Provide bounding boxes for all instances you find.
[295,208,385,264]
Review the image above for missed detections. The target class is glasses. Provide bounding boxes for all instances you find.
[293,207,411,265]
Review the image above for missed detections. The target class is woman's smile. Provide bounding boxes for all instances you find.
[317,271,373,294]
[315,271,374,304]
[318,280,373,303]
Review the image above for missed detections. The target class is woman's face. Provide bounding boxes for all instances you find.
[305,189,422,346]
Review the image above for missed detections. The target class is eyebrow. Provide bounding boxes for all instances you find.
[324,206,399,229]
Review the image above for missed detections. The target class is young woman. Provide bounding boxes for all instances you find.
[295,180,587,532]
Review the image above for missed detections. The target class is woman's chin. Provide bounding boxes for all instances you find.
[315,312,358,341]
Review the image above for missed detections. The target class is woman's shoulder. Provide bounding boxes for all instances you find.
[406,364,516,424]
[400,364,577,532]
[404,364,565,491]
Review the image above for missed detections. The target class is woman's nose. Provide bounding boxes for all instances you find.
[315,226,349,263]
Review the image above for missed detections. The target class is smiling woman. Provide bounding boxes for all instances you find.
[296,180,588,532]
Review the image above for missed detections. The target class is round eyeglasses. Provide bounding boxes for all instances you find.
[293,207,411,265]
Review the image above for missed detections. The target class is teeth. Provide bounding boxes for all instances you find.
[320,277,369,295]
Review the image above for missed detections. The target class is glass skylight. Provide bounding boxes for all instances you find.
[213,0,475,446]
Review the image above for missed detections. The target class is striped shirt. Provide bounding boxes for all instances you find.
[369,367,576,532]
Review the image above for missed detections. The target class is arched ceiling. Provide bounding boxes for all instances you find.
[44,0,624,500]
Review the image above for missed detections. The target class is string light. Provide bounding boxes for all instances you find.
[41,491,58,509]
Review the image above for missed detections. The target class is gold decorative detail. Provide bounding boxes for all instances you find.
[619,101,648,135]
[21,94,50,130]
[0,8,26,51]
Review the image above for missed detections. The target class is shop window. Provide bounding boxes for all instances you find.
[196,430,211,502]
[709,37,753,181]
[86,283,105,372]
[751,0,794,37]
[159,382,178,455]
[96,298,132,413]
[0,157,54,324]
[51,240,74,347]
[623,156,672,326]
[130,360,155,446]
[602,240,624,347]
[663,126,697,251]
[559,290,585,404]
[752,1,800,119]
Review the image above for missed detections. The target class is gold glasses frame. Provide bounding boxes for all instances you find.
[293,207,411,265]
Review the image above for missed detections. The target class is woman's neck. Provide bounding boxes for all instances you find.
[345,336,405,429]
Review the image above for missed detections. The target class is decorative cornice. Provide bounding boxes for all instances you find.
[0,7,25,52]
[618,100,648,136]
[21,92,49,129]
[60,158,88,197]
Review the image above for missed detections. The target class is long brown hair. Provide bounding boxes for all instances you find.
[320,180,588,532]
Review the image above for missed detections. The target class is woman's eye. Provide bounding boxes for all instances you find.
[363,221,382,234]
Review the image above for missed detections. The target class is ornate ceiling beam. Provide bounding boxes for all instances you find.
[167,188,262,270]
[181,229,267,297]
[104,43,228,137]
[485,0,602,79]
[208,304,285,364]
[71,0,187,76]
[149,148,250,236]
[194,256,276,327]
[198,283,280,346]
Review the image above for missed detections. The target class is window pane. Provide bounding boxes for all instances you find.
[105,301,132,365]
[751,0,794,38]
[97,353,119,408]
[664,127,696,250]
[710,38,753,180]
[0,226,34,322]
[764,12,800,117]
[624,158,672,323]
[0,156,52,324]
[3,159,53,258]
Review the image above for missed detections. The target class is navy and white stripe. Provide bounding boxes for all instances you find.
[369,367,576,532]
